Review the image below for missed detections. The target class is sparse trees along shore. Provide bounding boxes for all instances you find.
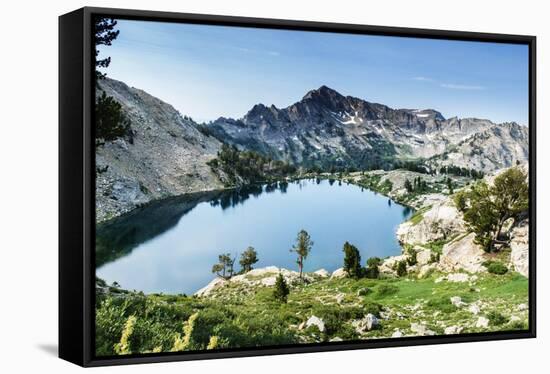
[211,253,235,279]
[342,241,382,280]
[239,246,259,273]
[211,230,385,291]
[212,247,259,279]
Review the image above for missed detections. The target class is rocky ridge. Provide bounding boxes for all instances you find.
[95,78,225,222]
[195,266,330,297]
[209,86,528,172]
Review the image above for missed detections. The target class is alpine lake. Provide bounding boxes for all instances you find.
[96,178,412,295]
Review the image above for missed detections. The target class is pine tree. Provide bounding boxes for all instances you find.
[461,168,528,252]
[395,260,407,277]
[93,18,130,147]
[95,17,120,79]
[211,253,235,279]
[273,273,290,303]
[95,91,130,146]
[446,177,454,194]
[342,241,362,278]
[404,179,413,193]
[365,257,381,279]
[290,230,313,279]
[239,246,259,273]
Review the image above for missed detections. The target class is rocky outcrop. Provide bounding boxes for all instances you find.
[397,199,466,246]
[330,268,348,279]
[313,269,330,278]
[450,296,467,307]
[95,78,224,223]
[510,221,529,277]
[444,325,463,335]
[391,330,404,338]
[438,233,486,273]
[379,255,407,275]
[194,277,228,297]
[305,316,326,332]
[352,314,379,333]
[396,165,529,276]
[194,266,327,296]
[228,266,319,286]
[416,248,432,266]
[475,316,489,328]
[410,322,435,336]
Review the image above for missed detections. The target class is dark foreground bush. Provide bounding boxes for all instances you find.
[487,310,508,326]
[395,260,407,277]
[483,260,508,275]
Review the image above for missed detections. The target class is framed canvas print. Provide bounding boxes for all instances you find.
[59,7,536,367]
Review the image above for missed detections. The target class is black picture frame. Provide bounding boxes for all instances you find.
[59,6,537,367]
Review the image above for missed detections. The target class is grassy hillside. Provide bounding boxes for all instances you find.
[96,269,528,356]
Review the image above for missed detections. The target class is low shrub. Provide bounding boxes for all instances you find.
[395,260,407,277]
[508,320,528,330]
[426,297,458,313]
[405,247,417,266]
[310,305,364,335]
[487,310,508,326]
[429,252,440,264]
[483,260,508,275]
[376,284,399,296]
[362,302,383,317]
[365,257,381,279]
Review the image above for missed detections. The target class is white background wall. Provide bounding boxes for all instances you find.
[0,0,546,372]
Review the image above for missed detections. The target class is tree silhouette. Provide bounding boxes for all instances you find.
[94,17,130,147]
[95,17,120,79]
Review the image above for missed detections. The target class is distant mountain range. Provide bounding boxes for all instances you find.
[208,85,528,171]
[95,78,528,222]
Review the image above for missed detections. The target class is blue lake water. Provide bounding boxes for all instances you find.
[96,178,412,294]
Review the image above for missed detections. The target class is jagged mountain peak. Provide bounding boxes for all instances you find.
[243,102,287,126]
[302,85,342,99]
[247,103,269,113]
[301,85,347,106]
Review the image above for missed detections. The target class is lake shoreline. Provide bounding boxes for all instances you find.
[96,176,413,294]
[97,170,420,227]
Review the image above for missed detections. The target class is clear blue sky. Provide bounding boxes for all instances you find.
[99,19,529,125]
